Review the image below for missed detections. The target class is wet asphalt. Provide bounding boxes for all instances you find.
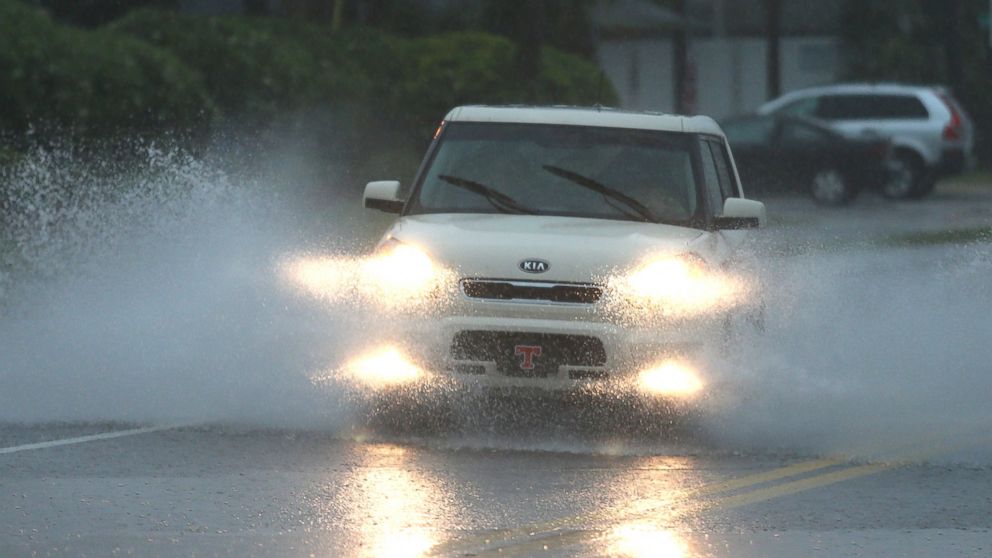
[2,184,991,557]
[1,424,990,557]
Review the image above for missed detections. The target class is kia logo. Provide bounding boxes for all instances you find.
[519,259,550,274]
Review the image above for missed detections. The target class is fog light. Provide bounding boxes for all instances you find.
[637,361,703,397]
[345,346,423,388]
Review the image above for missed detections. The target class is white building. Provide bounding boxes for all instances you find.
[594,0,844,119]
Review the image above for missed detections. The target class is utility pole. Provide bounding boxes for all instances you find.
[764,0,781,100]
[673,0,688,113]
[944,0,964,93]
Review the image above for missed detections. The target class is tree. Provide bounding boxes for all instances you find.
[243,0,268,16]
[841,0,992,163]
[924,0,965,93]
[480,0,597,60]
[38,0,177,27]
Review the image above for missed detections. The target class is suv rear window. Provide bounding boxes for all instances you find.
[816,94,929,120]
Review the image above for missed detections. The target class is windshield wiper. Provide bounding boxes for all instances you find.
[437,174,536,215]
[542,164,657,223]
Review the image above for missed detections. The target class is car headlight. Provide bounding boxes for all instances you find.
[619,254,743,315]
[343,345,425,388]
[361,238,443,302]
[636,360,704,398]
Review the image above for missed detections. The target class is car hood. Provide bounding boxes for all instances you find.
[385,213,708,282]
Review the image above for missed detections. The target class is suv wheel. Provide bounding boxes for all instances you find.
[884,152,923,199]
[810,168,853,206]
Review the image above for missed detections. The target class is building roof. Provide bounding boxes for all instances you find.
[593,0,710,37]
[591,0,844,38]
[688,0,843,36]
[593,0,685,30]
[444,105,725,136]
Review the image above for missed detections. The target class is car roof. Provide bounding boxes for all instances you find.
[444,105,726,137]
[798,83,940,93]
[763,83,946,107]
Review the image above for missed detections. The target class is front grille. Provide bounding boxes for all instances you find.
[461,279,603,304]
[451,330,607,378]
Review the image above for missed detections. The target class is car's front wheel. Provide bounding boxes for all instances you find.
[810,168,854,206]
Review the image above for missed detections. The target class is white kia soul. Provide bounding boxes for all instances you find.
[359,105,766,404]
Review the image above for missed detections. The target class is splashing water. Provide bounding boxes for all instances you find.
[0,143,369,427]
[704,242,992,464]
[1,143,990,464]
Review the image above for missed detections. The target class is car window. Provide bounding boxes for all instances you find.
[776,96,818,117]
[722,118,774,146]
[698,139,725,216]
[779,121,832,144]
[707,140,738,199]
[816,94,929,120]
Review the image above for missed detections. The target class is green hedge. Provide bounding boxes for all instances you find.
[108,10,372,123]
[385,33,615,137]
[1,2,617,142]
[0,0,211,136]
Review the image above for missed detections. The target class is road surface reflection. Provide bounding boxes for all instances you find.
[335,443,459,558]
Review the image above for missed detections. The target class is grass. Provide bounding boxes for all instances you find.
[938,170,992,191]
[882,226,992,247]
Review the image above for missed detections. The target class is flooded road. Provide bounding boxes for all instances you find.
[1,165,990,557]
[1,424,991,557]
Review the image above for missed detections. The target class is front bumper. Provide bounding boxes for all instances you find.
[366,313,722,398]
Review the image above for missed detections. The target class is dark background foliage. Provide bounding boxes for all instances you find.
[5,0,992,166]
[841,0,992,161]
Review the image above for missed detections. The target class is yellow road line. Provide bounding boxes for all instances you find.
[438,428,992,557]
[688,457,844,497]
[429,456,843,557]
[713,462,892,511]
[436,428,992,557]
[489,461,895,557]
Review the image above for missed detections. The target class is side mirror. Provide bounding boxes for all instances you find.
[713,198,767,230]
[363,180,404,214]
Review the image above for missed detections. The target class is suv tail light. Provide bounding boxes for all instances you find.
[938,92,964,141]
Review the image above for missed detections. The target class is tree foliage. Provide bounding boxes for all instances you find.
[0,0,211,138]
[841,0,992,161]
[0,1,617,145]
[37,0,178,27]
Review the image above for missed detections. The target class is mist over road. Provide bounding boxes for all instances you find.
[1,147,990,557]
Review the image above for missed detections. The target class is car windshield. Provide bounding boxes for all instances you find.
[408,122,701,225]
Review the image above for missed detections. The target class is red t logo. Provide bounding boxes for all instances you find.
[514,345,542,370]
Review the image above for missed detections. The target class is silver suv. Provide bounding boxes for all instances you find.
[758,83,974,199]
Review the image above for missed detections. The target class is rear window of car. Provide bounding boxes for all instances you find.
[779,120,833,143]
[816,94,929,120]
[776,97,818,117]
